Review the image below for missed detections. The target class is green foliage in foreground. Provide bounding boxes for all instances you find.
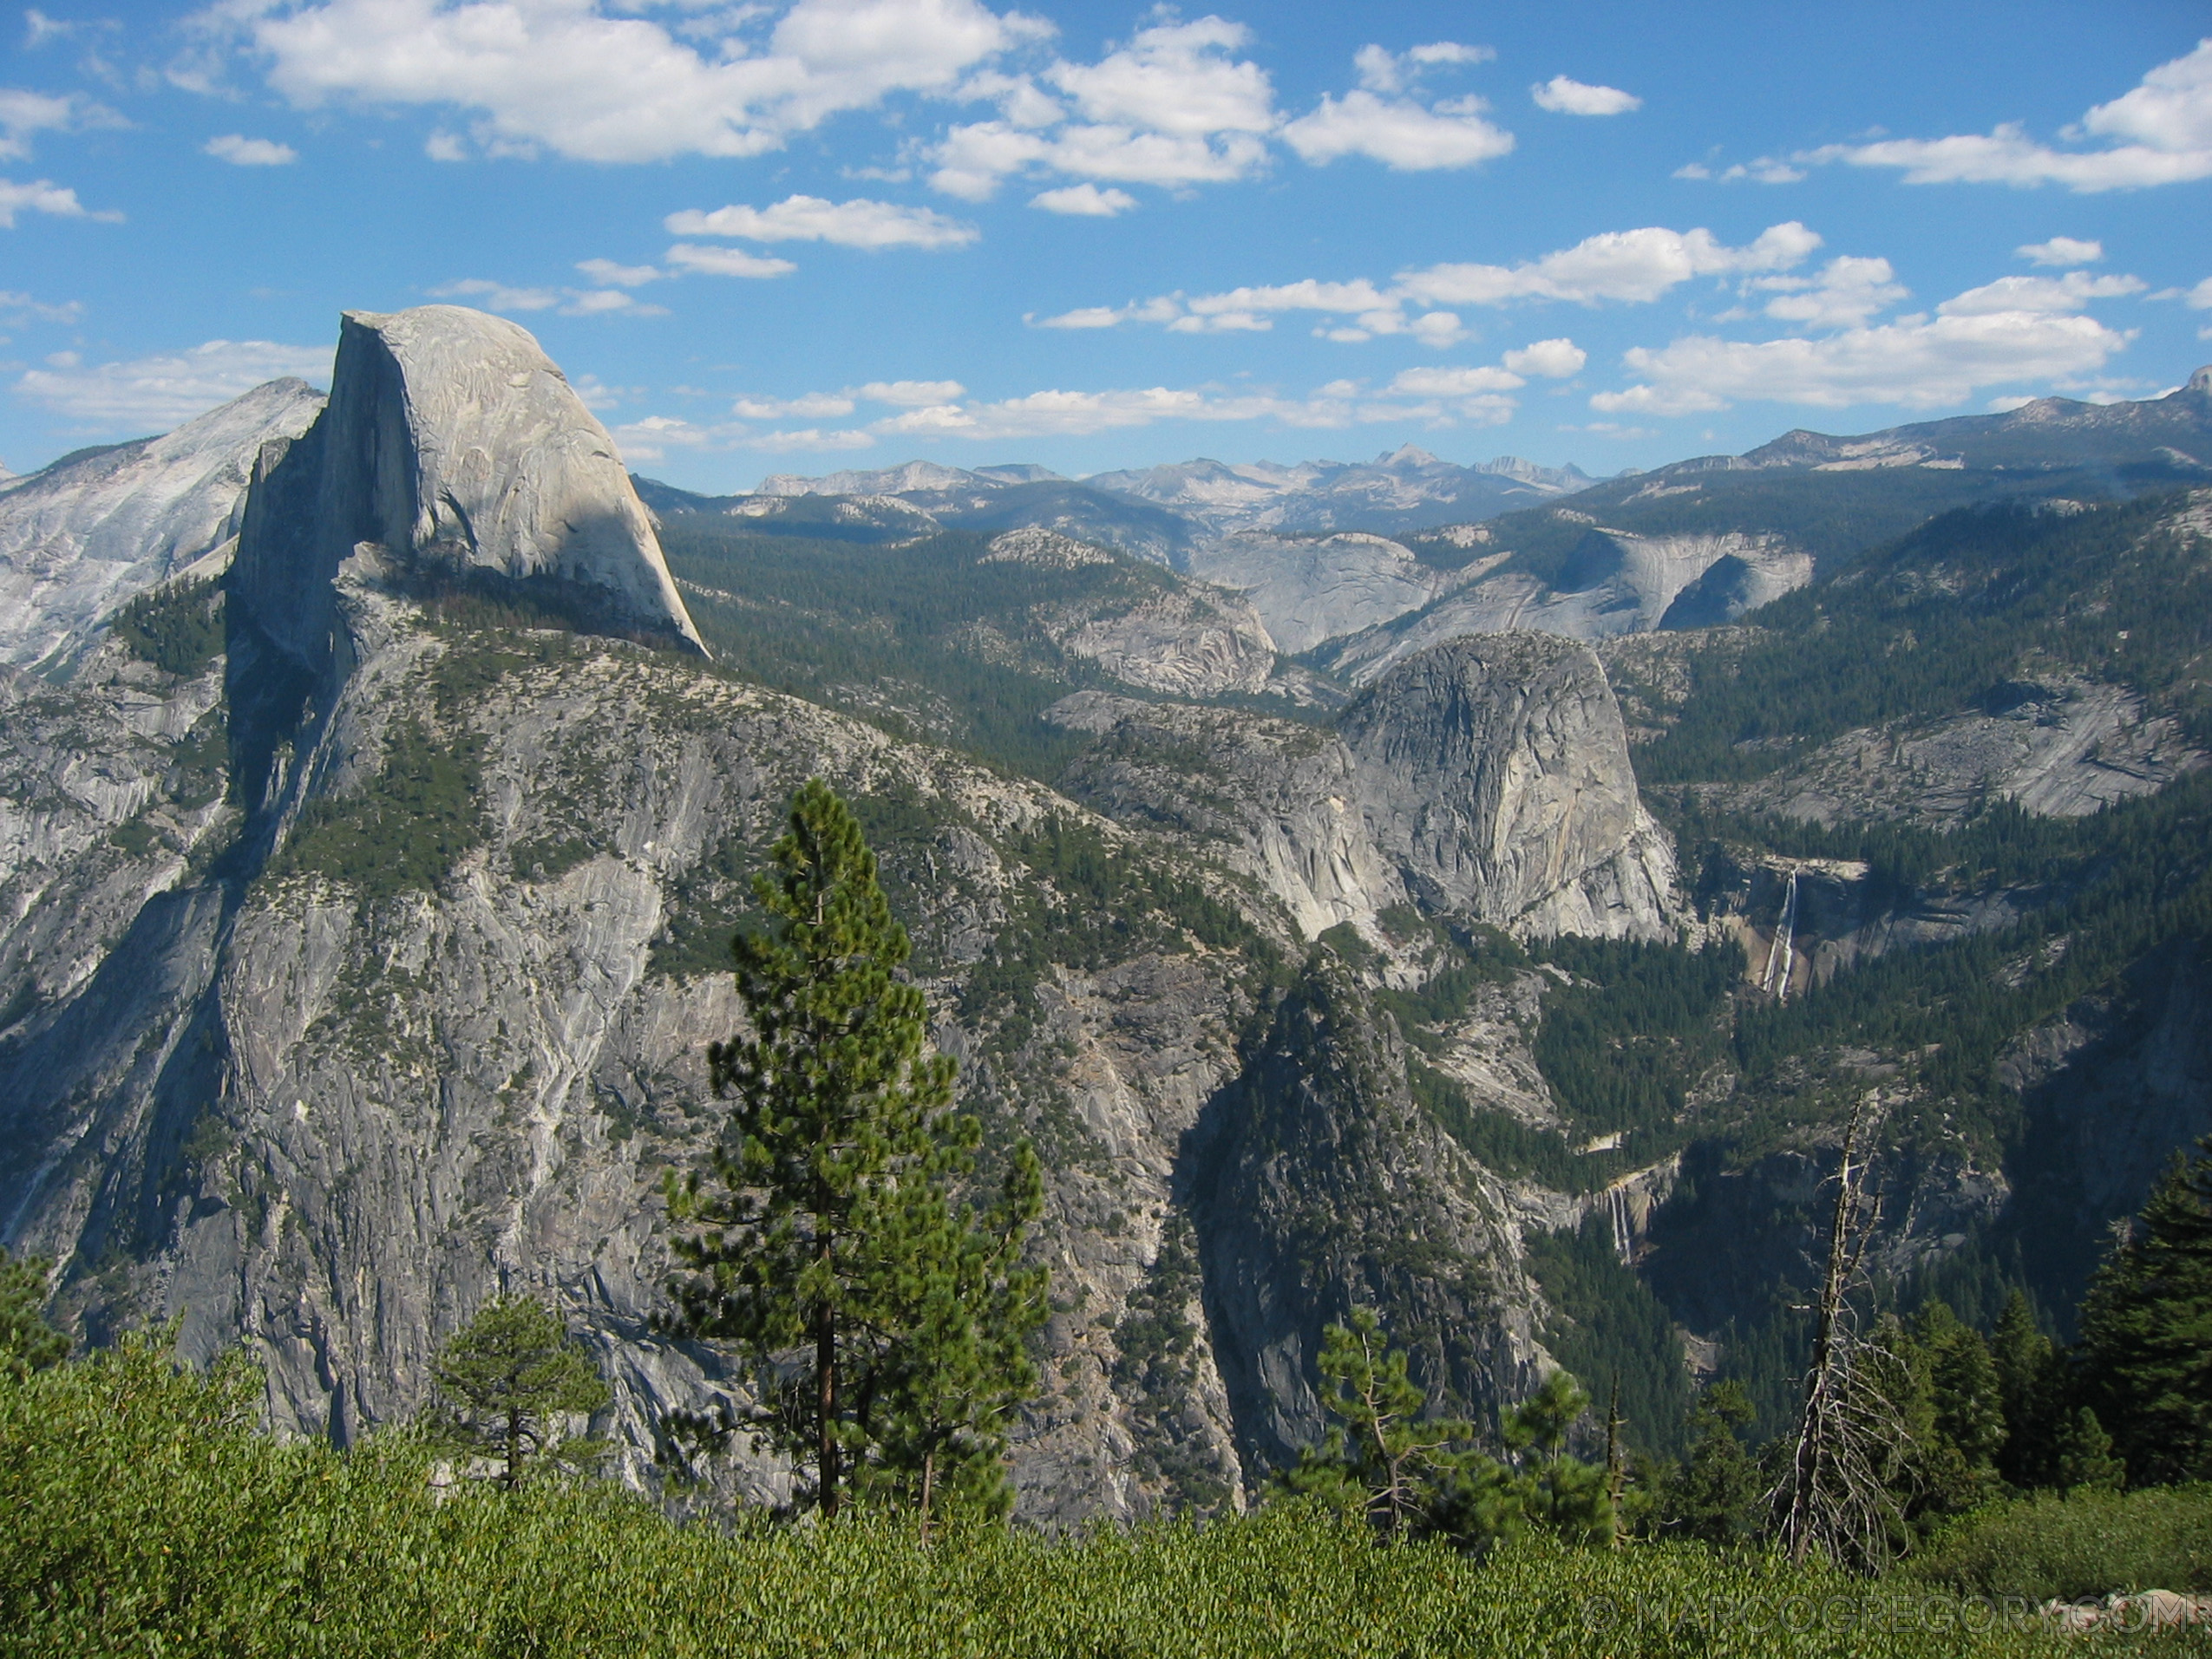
[0,1250,68,1379]
[0,1336,2107,1658]
[1903,1485,2212,1603]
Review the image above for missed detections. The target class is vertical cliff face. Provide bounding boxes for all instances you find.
[1193,950,1548,1471]
[231,306,702,673]
[0,380,326,670]
[1342,633,1677,939]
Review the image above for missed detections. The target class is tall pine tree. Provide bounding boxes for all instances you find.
[664,779,1045,1521]
[2075,1135,2212,1486]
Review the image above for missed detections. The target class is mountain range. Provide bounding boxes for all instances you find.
[2,308,2208,1524]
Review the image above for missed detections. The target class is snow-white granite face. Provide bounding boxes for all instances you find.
[0,379,326,670]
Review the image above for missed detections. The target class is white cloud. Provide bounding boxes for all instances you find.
[933,16,1274,199]
[664,243,799,278]
[430,278,558,311]
[1279,88,1513,169]
[1030,182,1135,215]
[1386,364,1522,395]
[1047,225,1822,347]
[1805,38,2212,192]
[1676,156,1803,184]
[1530,75,1639,116]
[1353,41,1491,94]
[577,258,660,286]
[205,133,298,165]
[1398,221,1821,307]
[2017,236,2104,267]
[0,288,81,324]
[858,378,965,404]
[665,193,977,248]
[1502,337,1586,377]
[431,277,662,316]
[1755,255,1908,330]
[1046,16,1273,139]
[732,391,857,419]
[14,337,333,428]
[1594,309,2133,415]
[2186,277,2212,310]
[0,176,115,226]
[1937,271,2144,316]
[0,88,121,160]
[206,0,1046,166]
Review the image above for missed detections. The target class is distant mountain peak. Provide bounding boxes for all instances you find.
[2189,365,2212,395]
[1377,443,1443,469]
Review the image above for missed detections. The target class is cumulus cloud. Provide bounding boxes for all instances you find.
[14,337,334,428]
[0,177,115,226]
[1281,37,1510,170]
[1029,182,1135,215]
[1043,225,1822,346]
[1593,308,2133,415]
[0,88,121,160]
[2017,236,2104,267]
[431,277,665,316]
[576,258,659,286]
[858,378,965,404]
[663,244,799,278]
[205,133,298,165]
[1804,38,2212,192]
[731,391,857,419]
[665,193,977,248]
[1279,89,1512,169]
[1937,271,2145,316]
[194,0,1047,165]
[1397,221,1821,307]
[1753,255,1909,330]
[1530,75,1639,116]
[931,16,1274,199]
[1502,337,1587,376]
[2186,277,2212,310]
[0,287,82,325]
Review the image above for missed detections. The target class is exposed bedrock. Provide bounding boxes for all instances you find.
[1343,633,1678,938]
[1051,631,1678,942]
[1190,950,1548,1473]
[231,305,702,672]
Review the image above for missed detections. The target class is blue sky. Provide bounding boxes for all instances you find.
[2,0,2209,491]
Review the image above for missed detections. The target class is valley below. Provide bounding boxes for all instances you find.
[3,303,2210,1533]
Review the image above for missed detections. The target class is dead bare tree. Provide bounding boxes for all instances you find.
[1772,1095,1912,1570]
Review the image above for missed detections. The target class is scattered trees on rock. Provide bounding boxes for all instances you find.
[664,778,1046,1526]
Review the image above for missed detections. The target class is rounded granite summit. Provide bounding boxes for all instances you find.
[232,304,703,665]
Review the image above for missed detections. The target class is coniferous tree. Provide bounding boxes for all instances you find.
[1281,1307,1486,1538]
[2050,1406,2126,1492]
[1988,1290,2058,1489]
[2075,1137,2212,1486]
[0,1251,68,1379]
[664,778,1045,1521]
[426,1295,610,1488]
[1665,1380,1764,1546]
[1501,1370,1614,1546]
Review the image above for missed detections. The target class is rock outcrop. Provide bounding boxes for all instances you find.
[1052,632,1679,942]
[0,379,325,670]
[232,306,702,671]
[1193,950,1548,1469]
[1343,634,1677,937]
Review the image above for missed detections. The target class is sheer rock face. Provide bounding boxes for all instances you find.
[1194,951,1548,1471]
[0,380,326,670]
[232,306,701,670]
[1056,632,1675,943]
[1343,633,1676,938]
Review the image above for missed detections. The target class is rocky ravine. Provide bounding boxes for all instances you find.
[0,306,1689,1524]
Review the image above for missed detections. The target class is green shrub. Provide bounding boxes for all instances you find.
[1903,1485,2212,1603]
[0,1335,2117,1656]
